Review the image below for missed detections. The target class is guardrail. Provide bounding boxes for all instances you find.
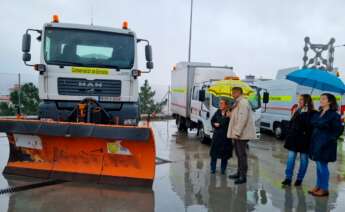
[140,114,173,121]
[0,116,38,119]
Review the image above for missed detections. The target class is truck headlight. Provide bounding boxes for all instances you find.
[123,119,137,126]
[255,119,260,128]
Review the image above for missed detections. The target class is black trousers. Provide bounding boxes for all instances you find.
[234,139,249,177]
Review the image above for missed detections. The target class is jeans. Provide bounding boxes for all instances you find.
[316,161,329,190]
[210,157,228,172]
[234,139,249,177]
[285,151,309,181]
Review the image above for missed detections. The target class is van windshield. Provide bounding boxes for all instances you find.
[44,27,135,69]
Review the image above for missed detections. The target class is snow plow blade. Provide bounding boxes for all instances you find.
[0,119,156,187]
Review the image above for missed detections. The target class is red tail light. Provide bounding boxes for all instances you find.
[340,105,345,122]
[341,105,345,115]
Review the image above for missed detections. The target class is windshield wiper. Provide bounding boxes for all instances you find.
[48,60,122,70]
[48,60,85,67]
[86,64,121,71]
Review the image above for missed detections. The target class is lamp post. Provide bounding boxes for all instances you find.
[188,0,194,63]
[186,0,194,120]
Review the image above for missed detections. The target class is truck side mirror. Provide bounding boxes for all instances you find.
[263,92,269,104]
[146,61,154,70]
[22,33,31,62]
[22,52,31,62]
[145,44,154,69]
[22,33,31,53]
[199,90,206,102]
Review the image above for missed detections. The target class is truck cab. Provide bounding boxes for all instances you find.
[171,62,262,143]
[21,16,153,125]
[191,81,262,142]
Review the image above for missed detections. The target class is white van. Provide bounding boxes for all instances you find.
[256,67,344,139]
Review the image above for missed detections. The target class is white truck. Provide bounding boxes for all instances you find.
[256,67,345,139]
[20,15,153,125]
[171,62,262,143]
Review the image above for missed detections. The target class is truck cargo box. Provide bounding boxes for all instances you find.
[171,62,235,119]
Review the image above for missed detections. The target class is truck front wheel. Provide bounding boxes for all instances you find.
[273,122,284,140]
[198,124,211,144]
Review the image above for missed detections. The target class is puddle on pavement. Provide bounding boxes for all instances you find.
[0,120,344,211]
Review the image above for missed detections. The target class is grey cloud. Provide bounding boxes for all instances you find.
[1,0,345,89]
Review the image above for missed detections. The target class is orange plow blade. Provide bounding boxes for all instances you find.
[0,119,156,187]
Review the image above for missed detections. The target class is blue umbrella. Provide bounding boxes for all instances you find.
[286,68,345,94]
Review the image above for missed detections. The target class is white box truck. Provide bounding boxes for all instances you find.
[171,62,262,143]
[256,67,345,139]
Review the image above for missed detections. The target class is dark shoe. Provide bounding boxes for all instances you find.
[281,179,291,187]
[228,173,240,179]
[294,180,302,187]
[210,170,216,174]
[221,170,226,175]
[234,176,247,184]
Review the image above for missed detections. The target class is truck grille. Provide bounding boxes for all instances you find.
[58,78,121,96]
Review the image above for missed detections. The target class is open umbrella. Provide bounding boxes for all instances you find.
[208,79,254,97]
[286,68,345,94]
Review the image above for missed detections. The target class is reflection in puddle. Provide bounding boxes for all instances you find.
[6,179,154,212]
[162,120,345,211]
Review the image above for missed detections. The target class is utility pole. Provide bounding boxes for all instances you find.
[188,0,194,62]
[186,0,194,120]
[167,86,170,115]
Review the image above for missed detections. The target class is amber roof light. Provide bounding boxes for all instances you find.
[52,15,59,23]
[122,21,128,29]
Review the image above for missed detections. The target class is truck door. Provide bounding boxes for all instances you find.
[200,88,212,137]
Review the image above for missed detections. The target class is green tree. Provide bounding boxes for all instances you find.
[139,80,167,114]
[0,83,39,116]
[0,102,15,116]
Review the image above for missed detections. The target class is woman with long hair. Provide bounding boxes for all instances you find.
[308,93,342,197]
[282,94,316,187]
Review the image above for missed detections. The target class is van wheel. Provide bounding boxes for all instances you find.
[198,124,211,144]
[273,123,283,139]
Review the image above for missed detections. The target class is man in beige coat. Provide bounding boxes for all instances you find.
[227,87,256,184]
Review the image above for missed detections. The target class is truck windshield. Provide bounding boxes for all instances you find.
[212,95,234,108]
[44,27,135,69]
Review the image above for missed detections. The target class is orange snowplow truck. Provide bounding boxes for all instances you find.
[0,15,156,187]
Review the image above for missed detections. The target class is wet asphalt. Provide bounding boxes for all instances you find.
[0,120,345,211]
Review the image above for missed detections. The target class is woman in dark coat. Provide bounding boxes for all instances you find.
[210,99,233,174]
[308,93,342,197]
[282,94,316,187]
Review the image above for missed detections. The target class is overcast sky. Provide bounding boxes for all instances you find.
[1,0,345,88]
